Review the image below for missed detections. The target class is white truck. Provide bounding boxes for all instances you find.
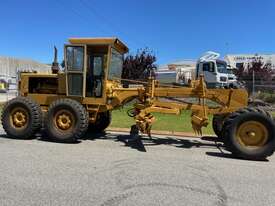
[157,51,238,88]
[195,51,238,88]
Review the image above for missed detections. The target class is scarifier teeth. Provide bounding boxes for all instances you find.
[192,124,202,136]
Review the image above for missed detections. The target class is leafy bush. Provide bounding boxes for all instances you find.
[255,92,275,104]
[122,48,157,82]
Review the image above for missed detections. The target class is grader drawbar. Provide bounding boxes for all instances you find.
[2,37,275,160]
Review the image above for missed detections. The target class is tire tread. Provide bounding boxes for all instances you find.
[1,96,42,139]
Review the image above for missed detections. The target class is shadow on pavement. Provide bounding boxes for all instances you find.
[83,132,225,153]
[0,134,37,140]
[0,130,271,161]
[83,131,146,152]
[205,151,269,162]
[0,133,82,144]
[201,136,223,143]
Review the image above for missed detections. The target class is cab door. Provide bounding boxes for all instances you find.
[86,54,104,97]
[65,45,87,97]
[201,62,217,86]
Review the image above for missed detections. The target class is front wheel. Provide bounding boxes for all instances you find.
[223,108,275,160]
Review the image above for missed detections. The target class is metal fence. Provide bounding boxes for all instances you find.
[243,80,275,95]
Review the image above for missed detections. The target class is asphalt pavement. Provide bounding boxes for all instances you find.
[0,129,275,206]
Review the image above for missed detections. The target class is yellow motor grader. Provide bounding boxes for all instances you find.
[1,37,275,160]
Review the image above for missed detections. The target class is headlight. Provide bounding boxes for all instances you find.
[220,77,227,82]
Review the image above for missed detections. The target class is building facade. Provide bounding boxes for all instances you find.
[225,54,275,70]
[0,56,51,91]
[0,56,51,77]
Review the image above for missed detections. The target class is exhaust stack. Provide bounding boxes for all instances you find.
[51,46,59,74]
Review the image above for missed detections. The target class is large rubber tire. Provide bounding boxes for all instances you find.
[248,106,272,119]
[88,111,112,133]
[248,98,271,108]
[45,99,89,143]
[212,114,226,138]
[1,96,42,139]
[222,107,275,160]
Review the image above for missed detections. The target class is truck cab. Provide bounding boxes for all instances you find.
[196,51,237,88]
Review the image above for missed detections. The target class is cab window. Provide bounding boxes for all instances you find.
[66,47,84,71]
[108,48,123,80]
[217,62,228,73]
[203,62,215,72]
[65,46,85,96]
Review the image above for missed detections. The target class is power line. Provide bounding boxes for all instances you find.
[78,0,146,49]
[54,0,111,35]
[54,0,147,51]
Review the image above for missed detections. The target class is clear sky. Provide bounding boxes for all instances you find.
[0,0,275,65]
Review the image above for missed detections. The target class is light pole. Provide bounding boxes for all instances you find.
[252,68,255,97]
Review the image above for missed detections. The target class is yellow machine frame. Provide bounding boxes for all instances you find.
[18,37,248,136]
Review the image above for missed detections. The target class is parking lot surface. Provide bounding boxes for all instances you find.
[0,130,275,206]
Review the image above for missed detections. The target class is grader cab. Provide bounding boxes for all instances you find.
[2,37,275,160]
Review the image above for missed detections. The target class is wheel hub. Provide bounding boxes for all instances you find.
[237,121,268,147]
[10,109,28,129]
[55,111,74,130]
[247,131,256,138]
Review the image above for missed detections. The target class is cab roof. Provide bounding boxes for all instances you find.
[68,37,129,53]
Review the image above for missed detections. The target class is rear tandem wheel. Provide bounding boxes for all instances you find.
[1,96,42,139]
[45,98,89,143]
